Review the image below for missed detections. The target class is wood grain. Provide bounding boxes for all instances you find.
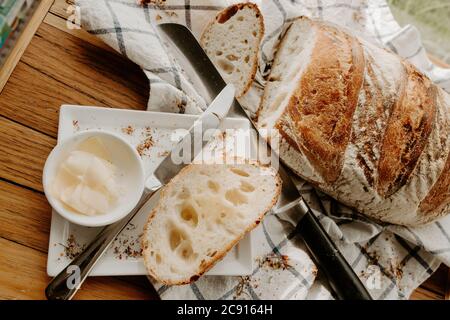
[0,24,148,137]
[410,286,444,300]
[0,116,55,191]
[0,238,155,300]
[0,179,51,252]
[410,265,448,300]
[0,0,55,92]
[24,23,149,110]
[0,61,102,137]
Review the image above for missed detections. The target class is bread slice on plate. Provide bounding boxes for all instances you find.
[142,161,281,285]
[200,3,264,97]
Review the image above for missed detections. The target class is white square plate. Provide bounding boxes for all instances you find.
[47,105,253,277]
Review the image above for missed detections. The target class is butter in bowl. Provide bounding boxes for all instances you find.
[43,130,145,227]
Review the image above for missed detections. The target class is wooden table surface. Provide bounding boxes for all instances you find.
[0,0,448,300]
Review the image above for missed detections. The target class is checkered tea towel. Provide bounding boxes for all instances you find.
[75,0,450,300]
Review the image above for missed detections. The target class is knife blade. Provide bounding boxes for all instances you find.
[156,23,372,300]
[45,84,236,300]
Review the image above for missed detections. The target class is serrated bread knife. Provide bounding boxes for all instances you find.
[156,23,372,300]
[45,84,236,300]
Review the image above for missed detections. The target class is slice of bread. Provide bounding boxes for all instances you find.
[200,3,264,97]
[142,161,281,285]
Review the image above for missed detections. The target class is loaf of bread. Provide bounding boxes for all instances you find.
[256,17,449,226]
[142,162,281,285]
[200,3,264,97]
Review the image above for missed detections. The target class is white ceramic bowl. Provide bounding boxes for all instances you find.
[43,130,145,227]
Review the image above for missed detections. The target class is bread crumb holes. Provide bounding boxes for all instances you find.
[225,188,248,206]
[207,180,220,192]
[230,167,250,177]
[240,181,255,192]
[180,203,199,227]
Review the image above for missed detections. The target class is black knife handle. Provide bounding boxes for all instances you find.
[294,202,372,300]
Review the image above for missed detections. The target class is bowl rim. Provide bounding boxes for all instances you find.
[42,130,145,227]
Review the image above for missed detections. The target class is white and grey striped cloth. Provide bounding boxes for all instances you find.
[76,0,450,300]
